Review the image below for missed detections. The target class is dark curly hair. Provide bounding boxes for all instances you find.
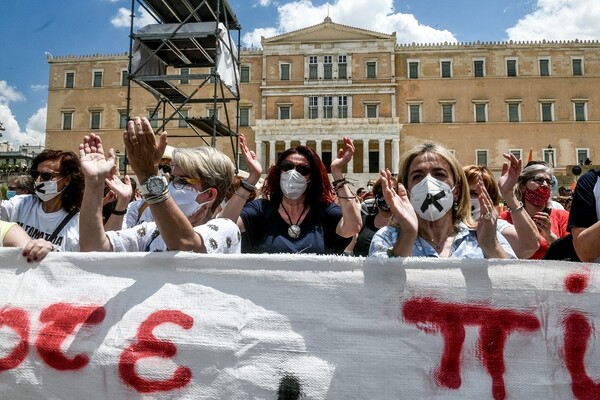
[261,145,334,206]
[31,150,84,212]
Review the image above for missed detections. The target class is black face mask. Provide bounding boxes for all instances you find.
[375,195,390,212]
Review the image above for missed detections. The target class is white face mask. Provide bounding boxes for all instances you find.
[409,174,455,222]
[280,169,308,200]
[367,184,374,193]
[470,198,481,221]
[169,183,211,217]
[35,178,65,203]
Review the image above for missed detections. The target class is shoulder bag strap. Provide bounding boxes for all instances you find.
[48,210,78,243]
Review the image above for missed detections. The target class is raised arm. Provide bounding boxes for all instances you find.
[476,177,512,258]
[218,133,262,232]
[79,133,116,251]
[330,137,361,237]
[124,116,206,252]
[103,174,133,231]
[498,153,540,258]
[381,169,418,257]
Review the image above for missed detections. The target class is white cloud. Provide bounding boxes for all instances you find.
[0,81,25,105]
[111,6,155,29]
[255,0,272,6]
[507,0,600,40]
[242,0,456,48]
[0,104,46,148]
[24,106,47,146]
[30,84,47,92]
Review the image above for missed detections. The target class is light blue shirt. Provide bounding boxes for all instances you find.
[368,222,516,259]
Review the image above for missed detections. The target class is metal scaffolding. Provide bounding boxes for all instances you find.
[125,0,241,159]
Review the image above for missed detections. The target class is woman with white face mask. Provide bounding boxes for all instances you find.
[0,150,84,252]
[369,142,515,259]
[464,158,540,259]
[78,117,241,253]
[219,134,362,254]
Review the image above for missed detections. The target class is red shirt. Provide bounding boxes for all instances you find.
[500,208,570,259]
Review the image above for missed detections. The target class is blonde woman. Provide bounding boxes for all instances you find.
[369,142,515,259]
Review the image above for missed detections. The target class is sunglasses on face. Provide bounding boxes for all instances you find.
[279,160,311,176]
[31,171,59,181]
[530,177,553,186]
[169,176,202,190]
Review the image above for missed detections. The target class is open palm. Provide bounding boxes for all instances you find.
[79,133,116,180]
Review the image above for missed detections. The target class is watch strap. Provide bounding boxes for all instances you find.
[139,175,168,196]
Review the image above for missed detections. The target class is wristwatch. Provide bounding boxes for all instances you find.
[140,175,168,196]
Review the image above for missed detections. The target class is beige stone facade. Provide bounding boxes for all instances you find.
[46,18,600,184]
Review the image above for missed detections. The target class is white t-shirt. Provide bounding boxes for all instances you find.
[123,199,153,229]
[106,217,241,253]
[0,194,80,251]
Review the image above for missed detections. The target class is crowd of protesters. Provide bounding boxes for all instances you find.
[0,117,595,263]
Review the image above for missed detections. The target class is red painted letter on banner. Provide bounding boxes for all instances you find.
[119,310,194,393]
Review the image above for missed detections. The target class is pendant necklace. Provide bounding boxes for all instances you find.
[418,229,458,256]
[281,203,308,239]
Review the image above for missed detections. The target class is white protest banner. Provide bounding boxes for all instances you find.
[0,248,598,399]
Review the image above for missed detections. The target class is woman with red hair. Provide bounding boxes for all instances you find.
[220,134,361,254]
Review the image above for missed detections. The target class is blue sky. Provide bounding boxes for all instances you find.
[1,0,599,148]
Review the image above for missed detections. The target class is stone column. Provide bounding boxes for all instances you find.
[284,140,291,150]
[269,140,276,169]
[363,139,370,174]
[316,139,322,158]
[254,141,262,169]
[392,138,400,173]
[379,139,386,171]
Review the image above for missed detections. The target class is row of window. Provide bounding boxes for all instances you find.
[474,148,590,168]
[60,108,251,131]
[60,109,191,131]
[408,99,588,123]
[276,95,377,120]
[63,54,586,89]
[274,95,589,122]
[64,70,129,89]
[408,56,585,79]
[238,54,586,83]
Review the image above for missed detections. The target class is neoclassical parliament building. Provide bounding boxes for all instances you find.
[45,17,600,183]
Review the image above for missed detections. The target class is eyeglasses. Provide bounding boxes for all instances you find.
[170,176,202,190]
[31,170,59,181]
[279,160,311,176]
[530,177,553,186]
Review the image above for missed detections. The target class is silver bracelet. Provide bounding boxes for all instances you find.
[508,201,524,213]
[144,189,171,205]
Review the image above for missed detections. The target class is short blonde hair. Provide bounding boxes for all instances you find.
[172,147,234,213]
[399,141,475,228]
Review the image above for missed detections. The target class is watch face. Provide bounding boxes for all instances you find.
[147,176,166,194]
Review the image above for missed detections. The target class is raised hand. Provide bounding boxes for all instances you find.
[380,169,417,233]
[106,174,133,204]
[330,137,355,174]
[475,176,499,248]
[239,133,262,179]
[499,152,521,197]
[79,133,116,181]
[123,116,167,182]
